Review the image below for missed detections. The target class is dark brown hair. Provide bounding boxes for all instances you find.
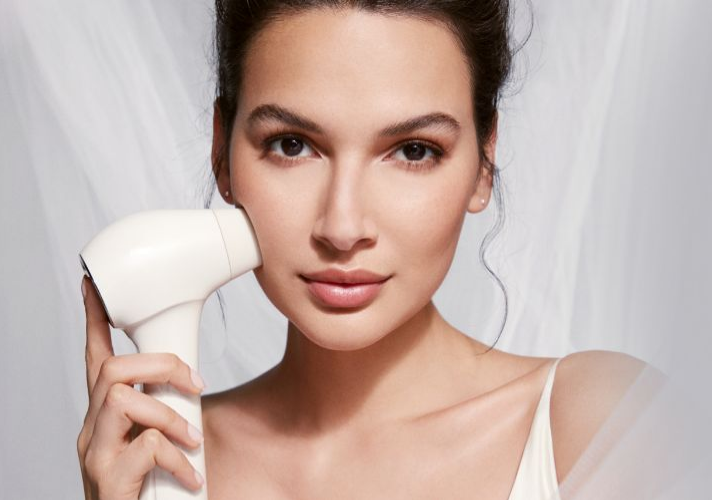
[210,0,519,349]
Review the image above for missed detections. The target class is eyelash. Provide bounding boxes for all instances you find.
[259,133,445,171]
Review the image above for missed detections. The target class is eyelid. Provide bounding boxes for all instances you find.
[388,138,444,157]
[260,132,322,159]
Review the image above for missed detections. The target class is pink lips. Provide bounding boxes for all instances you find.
[300,268,391,308]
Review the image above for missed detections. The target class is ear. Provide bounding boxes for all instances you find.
[212,100,233,205]
[467,115,497,214]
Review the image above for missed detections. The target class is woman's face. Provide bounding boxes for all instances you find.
[217,8,493,351]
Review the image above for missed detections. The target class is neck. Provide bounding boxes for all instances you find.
[271,301,488,435]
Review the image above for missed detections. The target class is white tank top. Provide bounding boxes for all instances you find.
[507,358,563,500]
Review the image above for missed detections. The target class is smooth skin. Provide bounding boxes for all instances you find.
[77,7,661,500]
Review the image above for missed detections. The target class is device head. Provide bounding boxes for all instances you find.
[79,209,261,329]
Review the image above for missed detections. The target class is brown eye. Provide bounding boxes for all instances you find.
[392,141,443,168]
[402,143,427,161]
[267,135,314,159]
[280,138,304,156]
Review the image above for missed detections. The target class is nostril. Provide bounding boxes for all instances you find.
[312,216,378,253]
[317,236,378,257]
[312,224,360,253]
[311,199,379,254]
[315,234,357,253]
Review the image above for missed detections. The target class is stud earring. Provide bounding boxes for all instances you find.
[225,190,230,197]
[481,199,485,204]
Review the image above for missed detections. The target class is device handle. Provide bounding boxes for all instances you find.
[124,300,208,500]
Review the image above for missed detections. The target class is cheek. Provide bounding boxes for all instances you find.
[230,148,307,259]
[384,166,472,274]
[230,162,319,316]
[386,198,467,306]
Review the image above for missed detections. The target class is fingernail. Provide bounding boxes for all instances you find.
[187,422,204,444]
[194,470,205,487]
[190,368,205,391]
[81,279,87,300]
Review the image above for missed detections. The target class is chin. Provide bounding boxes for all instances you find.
[288,311,396,351]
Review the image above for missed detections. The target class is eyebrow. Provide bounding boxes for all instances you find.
[246,103,461,137]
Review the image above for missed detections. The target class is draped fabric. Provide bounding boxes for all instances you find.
[1,1,709,497]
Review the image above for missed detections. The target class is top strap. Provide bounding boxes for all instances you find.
[507,357,563,500]
[541,357,562,405]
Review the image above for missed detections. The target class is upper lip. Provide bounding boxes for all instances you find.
[301,268,391,284]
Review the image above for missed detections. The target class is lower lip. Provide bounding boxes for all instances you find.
[302,277,389,308]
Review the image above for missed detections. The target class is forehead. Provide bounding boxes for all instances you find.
[238,8,473,128]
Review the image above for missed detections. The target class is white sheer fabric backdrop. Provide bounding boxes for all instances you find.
[1,0,709,498]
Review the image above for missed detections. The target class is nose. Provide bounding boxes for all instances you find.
[311,164,377,253]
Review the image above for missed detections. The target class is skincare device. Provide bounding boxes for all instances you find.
[79,209,262,500]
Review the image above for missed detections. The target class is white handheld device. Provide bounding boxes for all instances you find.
[79,208,262,500]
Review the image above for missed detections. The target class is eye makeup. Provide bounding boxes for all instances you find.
[256,130,447,172]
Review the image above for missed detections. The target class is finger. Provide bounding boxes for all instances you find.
[91,383,204,455]
[84,353,205,436]
[82,276,113,396]
[113,428,204,493]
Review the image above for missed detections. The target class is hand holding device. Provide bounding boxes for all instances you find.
[77,290,207,500]
[77,209,262,500]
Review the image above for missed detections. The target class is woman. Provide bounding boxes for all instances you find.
[77,1,660,498]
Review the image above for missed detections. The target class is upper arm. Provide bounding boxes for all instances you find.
[549,350,650,484]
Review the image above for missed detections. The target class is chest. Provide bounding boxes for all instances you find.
[202,399,540,500]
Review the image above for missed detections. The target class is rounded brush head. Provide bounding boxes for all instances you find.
[79,209,261,330]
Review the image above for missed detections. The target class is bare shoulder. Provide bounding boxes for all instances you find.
[549,350,658,484]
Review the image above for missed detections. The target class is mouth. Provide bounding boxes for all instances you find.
[299,270,391,308]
